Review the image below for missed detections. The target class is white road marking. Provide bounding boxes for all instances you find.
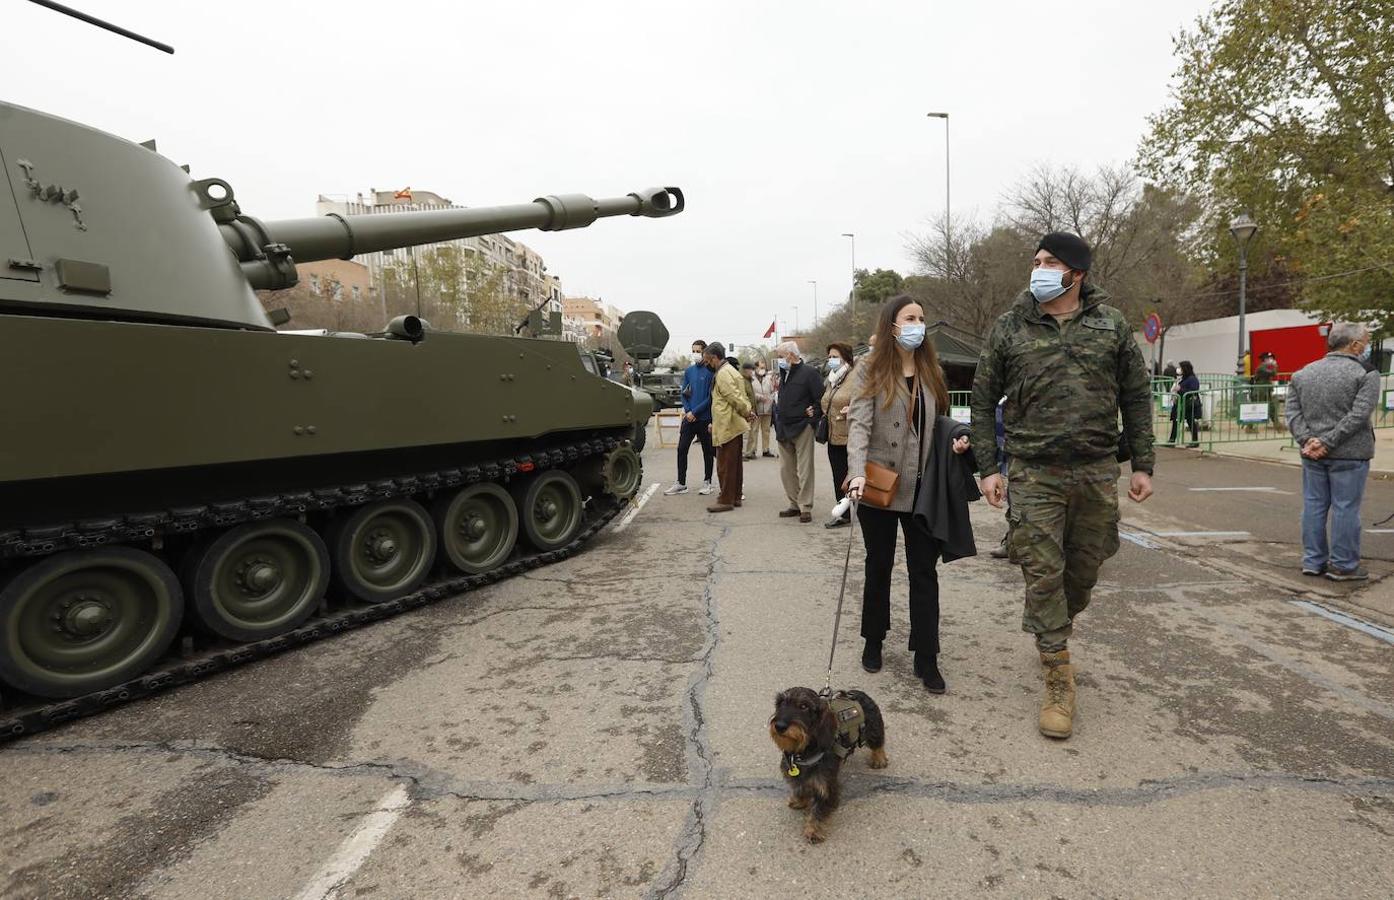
[1366,529,1394,534]
[294,785,411,900]
[612,482,660,534]
[1188,487,1292,495]
[1118,529,1162,550]
[1153,531,1252,538]
[1290,600,1394,647]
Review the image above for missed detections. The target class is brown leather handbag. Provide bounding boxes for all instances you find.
[860,460,899,508]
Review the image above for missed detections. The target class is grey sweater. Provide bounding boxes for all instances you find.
[1285,353,1380,460]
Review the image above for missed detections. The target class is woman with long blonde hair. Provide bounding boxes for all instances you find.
[846,295,971,693]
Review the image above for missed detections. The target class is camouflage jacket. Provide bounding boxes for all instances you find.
[969,284,1154,476]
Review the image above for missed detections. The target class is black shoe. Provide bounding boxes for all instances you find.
[762,451,776,458]
[915,651,945,694]
[861,640,883,673]
[1326,566,1369,582]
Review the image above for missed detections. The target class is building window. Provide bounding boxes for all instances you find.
[352,285,361,301]
[310,274,321,292]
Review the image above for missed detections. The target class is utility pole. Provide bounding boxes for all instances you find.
[808,280,818,328]
[927,112,951,278]
[842,233,856,339]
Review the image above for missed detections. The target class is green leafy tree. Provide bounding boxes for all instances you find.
[381,246,516,334]
[1140,0,1394,328]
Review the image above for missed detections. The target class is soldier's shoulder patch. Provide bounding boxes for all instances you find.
[1081,316,1116,331]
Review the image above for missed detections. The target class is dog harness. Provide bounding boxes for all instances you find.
[781,693,868,776]
[827,693,867,759]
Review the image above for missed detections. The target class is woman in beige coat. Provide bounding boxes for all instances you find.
[847,295,971,693]
[820,341,857,528]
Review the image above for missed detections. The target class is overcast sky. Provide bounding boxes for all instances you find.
[6,0,1214,353]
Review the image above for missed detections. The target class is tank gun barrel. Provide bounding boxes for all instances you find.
[219,187,684,291]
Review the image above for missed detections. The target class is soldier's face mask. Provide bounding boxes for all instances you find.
[1029,266,1075,303]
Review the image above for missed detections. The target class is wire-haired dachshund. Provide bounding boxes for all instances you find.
[768,686,887,843]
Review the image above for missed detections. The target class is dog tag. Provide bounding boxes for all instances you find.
[786,764,800,777]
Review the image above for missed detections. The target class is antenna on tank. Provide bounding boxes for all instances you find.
[27,0,175,54]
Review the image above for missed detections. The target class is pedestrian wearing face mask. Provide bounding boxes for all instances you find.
[706,345,755,513]
[748,361,777,459]
[664,339,716,496]
[819,342,857,527]
[846,296,977,693]
[970,232,1154,741]
[773,341,824,522]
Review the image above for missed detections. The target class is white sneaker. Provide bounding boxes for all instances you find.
[664,483,689,495]
[698,480,714,495]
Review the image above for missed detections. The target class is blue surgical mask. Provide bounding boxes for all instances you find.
[896,323,926,351]
[1360,342,1373,361]
[1030,267,1072,303]
[827,357,842,371]
[777,358,790,371]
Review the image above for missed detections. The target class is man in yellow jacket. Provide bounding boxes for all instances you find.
[705,342,754,513]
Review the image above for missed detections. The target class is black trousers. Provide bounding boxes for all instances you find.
[857,504,940,654]
[827,443,849,507]
[676,417,714,484]
[1168,400,1198,444]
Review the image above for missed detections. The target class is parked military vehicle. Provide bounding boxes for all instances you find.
[0,98,683,733]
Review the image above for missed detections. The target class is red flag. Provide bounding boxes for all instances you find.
[393,187,413,202]
[762,319,777,339]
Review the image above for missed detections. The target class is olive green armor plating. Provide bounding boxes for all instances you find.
[0,100,682,707]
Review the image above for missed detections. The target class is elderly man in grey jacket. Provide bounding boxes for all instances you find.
[1285,322,1380,581]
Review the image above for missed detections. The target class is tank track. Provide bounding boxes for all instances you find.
[0,431,631,742]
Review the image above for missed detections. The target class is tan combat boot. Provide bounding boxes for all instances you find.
[1038,650,1076,739]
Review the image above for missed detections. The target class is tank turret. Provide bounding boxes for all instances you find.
[0,100,682,331]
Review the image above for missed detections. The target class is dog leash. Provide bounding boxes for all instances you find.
[821,498,858,697]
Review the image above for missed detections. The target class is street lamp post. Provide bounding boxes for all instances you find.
[791,306,800,335]
[927,112,950,276]
[1229,213,1259,370]
[807,280,818,328]
[842,232,856,338]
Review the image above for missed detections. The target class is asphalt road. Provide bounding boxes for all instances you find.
[2,437,1392,898]
[1127,447,1394,625]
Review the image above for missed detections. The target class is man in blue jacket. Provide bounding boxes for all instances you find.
[665,339,716,495]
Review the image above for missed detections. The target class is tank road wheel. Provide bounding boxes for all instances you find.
[632,421,648,453]
[433,483,519,574]
[0,548,183,699]
[512,470,584,552]
[603,445,644,500]
[185,519,329,642]
[328,500,437,603]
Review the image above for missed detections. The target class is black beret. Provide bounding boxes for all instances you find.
[1037,232,1092,272]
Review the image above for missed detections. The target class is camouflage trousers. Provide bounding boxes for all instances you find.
[1006,457,1122,652]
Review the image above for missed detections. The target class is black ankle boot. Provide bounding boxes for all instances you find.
[916,651,945,694]
[861,639,883,674]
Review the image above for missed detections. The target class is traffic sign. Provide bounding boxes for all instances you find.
[1144,312,1163,344]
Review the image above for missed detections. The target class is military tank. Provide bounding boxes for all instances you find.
[0,99,683,733]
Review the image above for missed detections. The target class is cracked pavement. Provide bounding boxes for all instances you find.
[3,443,1394,898]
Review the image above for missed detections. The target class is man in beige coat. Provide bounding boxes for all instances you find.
[706,343,754,513]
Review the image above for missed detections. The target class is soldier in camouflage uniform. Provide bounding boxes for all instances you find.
[969,232,1155,740]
